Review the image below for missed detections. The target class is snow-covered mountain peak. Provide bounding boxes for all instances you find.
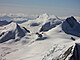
[62,16,80,37]
[38,13,49,19]
[0,15,80,60]
[36,13,49,21]
[0,22,27,43]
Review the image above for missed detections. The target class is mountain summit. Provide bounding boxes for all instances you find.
[62,16,80,37]
[0,22,27,43]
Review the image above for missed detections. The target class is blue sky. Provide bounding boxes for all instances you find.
[0,0,80,16]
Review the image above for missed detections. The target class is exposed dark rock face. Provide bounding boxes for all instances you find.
[30,22,40,26]
[70,43,80,60]
[22,27,30,33]
[62,16,80,37]
[40,22,55,32]
[16,24,25,38]
[40,20,62,32]
[71,37,75,41]
[0,31,15,43]
[0,20,12,26]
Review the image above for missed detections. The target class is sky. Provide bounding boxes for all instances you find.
[0,0,80,16]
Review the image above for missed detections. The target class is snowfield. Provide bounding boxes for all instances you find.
[0,14,80,60]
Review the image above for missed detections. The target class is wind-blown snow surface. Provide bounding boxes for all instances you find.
[0,14,80,60]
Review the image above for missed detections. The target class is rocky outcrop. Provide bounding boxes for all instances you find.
[0,20,12,26]
[62,16,80,37]
[70,43,80,60]
[40,17,62,32]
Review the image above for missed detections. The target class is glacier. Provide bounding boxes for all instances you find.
[0,14,80,60]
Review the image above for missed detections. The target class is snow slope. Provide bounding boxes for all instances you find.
[0,14,80,60]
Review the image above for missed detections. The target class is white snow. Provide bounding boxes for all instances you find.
[0,14,80,60]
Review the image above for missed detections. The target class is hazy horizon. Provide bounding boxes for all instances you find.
[0,0,80,16]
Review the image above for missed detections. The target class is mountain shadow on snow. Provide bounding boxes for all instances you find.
[62,16,80,37]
